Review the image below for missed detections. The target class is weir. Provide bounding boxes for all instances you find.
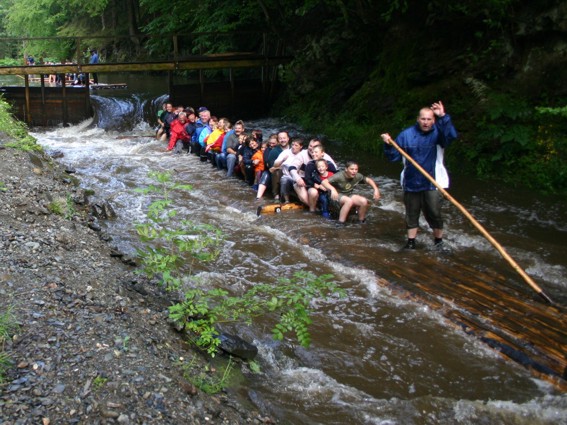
[0,33,291,125]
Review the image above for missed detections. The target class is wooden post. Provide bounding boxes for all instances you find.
[167,71,173,100]
[85,68,91,115]
[40,74,46,126]
[229,68,235,116]
[24,74,32,125]
[173,35,179,61]
[62,75,68,126]
[199,42,205,104]
[261,32,267,94]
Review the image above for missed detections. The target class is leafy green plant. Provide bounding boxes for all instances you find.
[134,171,223,291]
[181,355,235,394]
[92,375,108,390]
[65,194,76,219]
[0,98,42,153]
[4,135,42,152]
[169,272,345,356]
[536,105,567,118]
[135,171,345,357]
[0,182,7,192]
[122,336,130,352]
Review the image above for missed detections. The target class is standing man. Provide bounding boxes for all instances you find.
[381,101,457,250]
[89,49,99,85]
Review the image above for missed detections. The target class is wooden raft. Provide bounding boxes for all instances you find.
[376,255,567,391]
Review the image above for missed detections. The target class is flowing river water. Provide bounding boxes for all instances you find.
[25,77,567,424]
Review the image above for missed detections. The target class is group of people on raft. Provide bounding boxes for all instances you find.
[155,100,458,249]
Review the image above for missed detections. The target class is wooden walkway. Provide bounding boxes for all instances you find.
[0,53,291,125]
[0,32,292,125]
[0,53,291,77]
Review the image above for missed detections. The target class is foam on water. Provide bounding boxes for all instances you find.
[28,103,567,424]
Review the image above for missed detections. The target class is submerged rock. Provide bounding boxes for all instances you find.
[218,333,258,360]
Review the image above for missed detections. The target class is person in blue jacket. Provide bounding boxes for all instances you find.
[190,107,211,158]
[89,49,99,84]
[381,101,457,250]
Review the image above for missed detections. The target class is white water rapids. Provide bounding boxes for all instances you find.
[29,93,567,425]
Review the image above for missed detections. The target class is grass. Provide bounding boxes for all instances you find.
[46,195,77,219]
[0,96,42,152]
[48,200,65,215]
[0,309,17,384]
[181,355,236,394]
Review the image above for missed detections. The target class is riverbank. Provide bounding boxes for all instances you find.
[0,144,270,423]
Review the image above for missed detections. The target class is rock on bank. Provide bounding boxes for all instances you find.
[0,145,265,424]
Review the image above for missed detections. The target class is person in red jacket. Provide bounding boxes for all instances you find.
[167,112,190,152]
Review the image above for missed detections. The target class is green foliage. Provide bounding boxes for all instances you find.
[0,351,10,384]
[0,308,17,384]
[247,359,261,374]
[0,98,43,152]
[47,200,64,215]
[381,0,409,22]
[135,171,223,290]
[68,0,109,17]
[451,93,567,193]
[536,105,567,118]
[3,0,145,61]
[181,355,235,394]
[0,58,20,67]
[0,309,16,347]
[65,194,77,219]
[169,272,345,356]
[92,375,108,390]
[4,135,42,152]
[46,195,77,219]
[134,171,344,357]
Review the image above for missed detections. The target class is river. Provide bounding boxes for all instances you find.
[28,75,567,425]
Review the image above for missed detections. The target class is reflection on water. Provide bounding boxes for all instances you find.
[30,94,567,424]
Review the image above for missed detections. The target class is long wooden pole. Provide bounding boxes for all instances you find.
[383,136,553,304]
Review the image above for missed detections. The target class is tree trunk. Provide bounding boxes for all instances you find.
[127,0,141,54]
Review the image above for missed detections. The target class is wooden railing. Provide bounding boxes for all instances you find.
[0,32,290,76]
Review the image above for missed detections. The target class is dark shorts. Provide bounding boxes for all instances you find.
[404,190,443,230]
[259,170,271,186]
[329,194,354,218]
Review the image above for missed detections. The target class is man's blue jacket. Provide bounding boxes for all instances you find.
[384,115,457,192]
